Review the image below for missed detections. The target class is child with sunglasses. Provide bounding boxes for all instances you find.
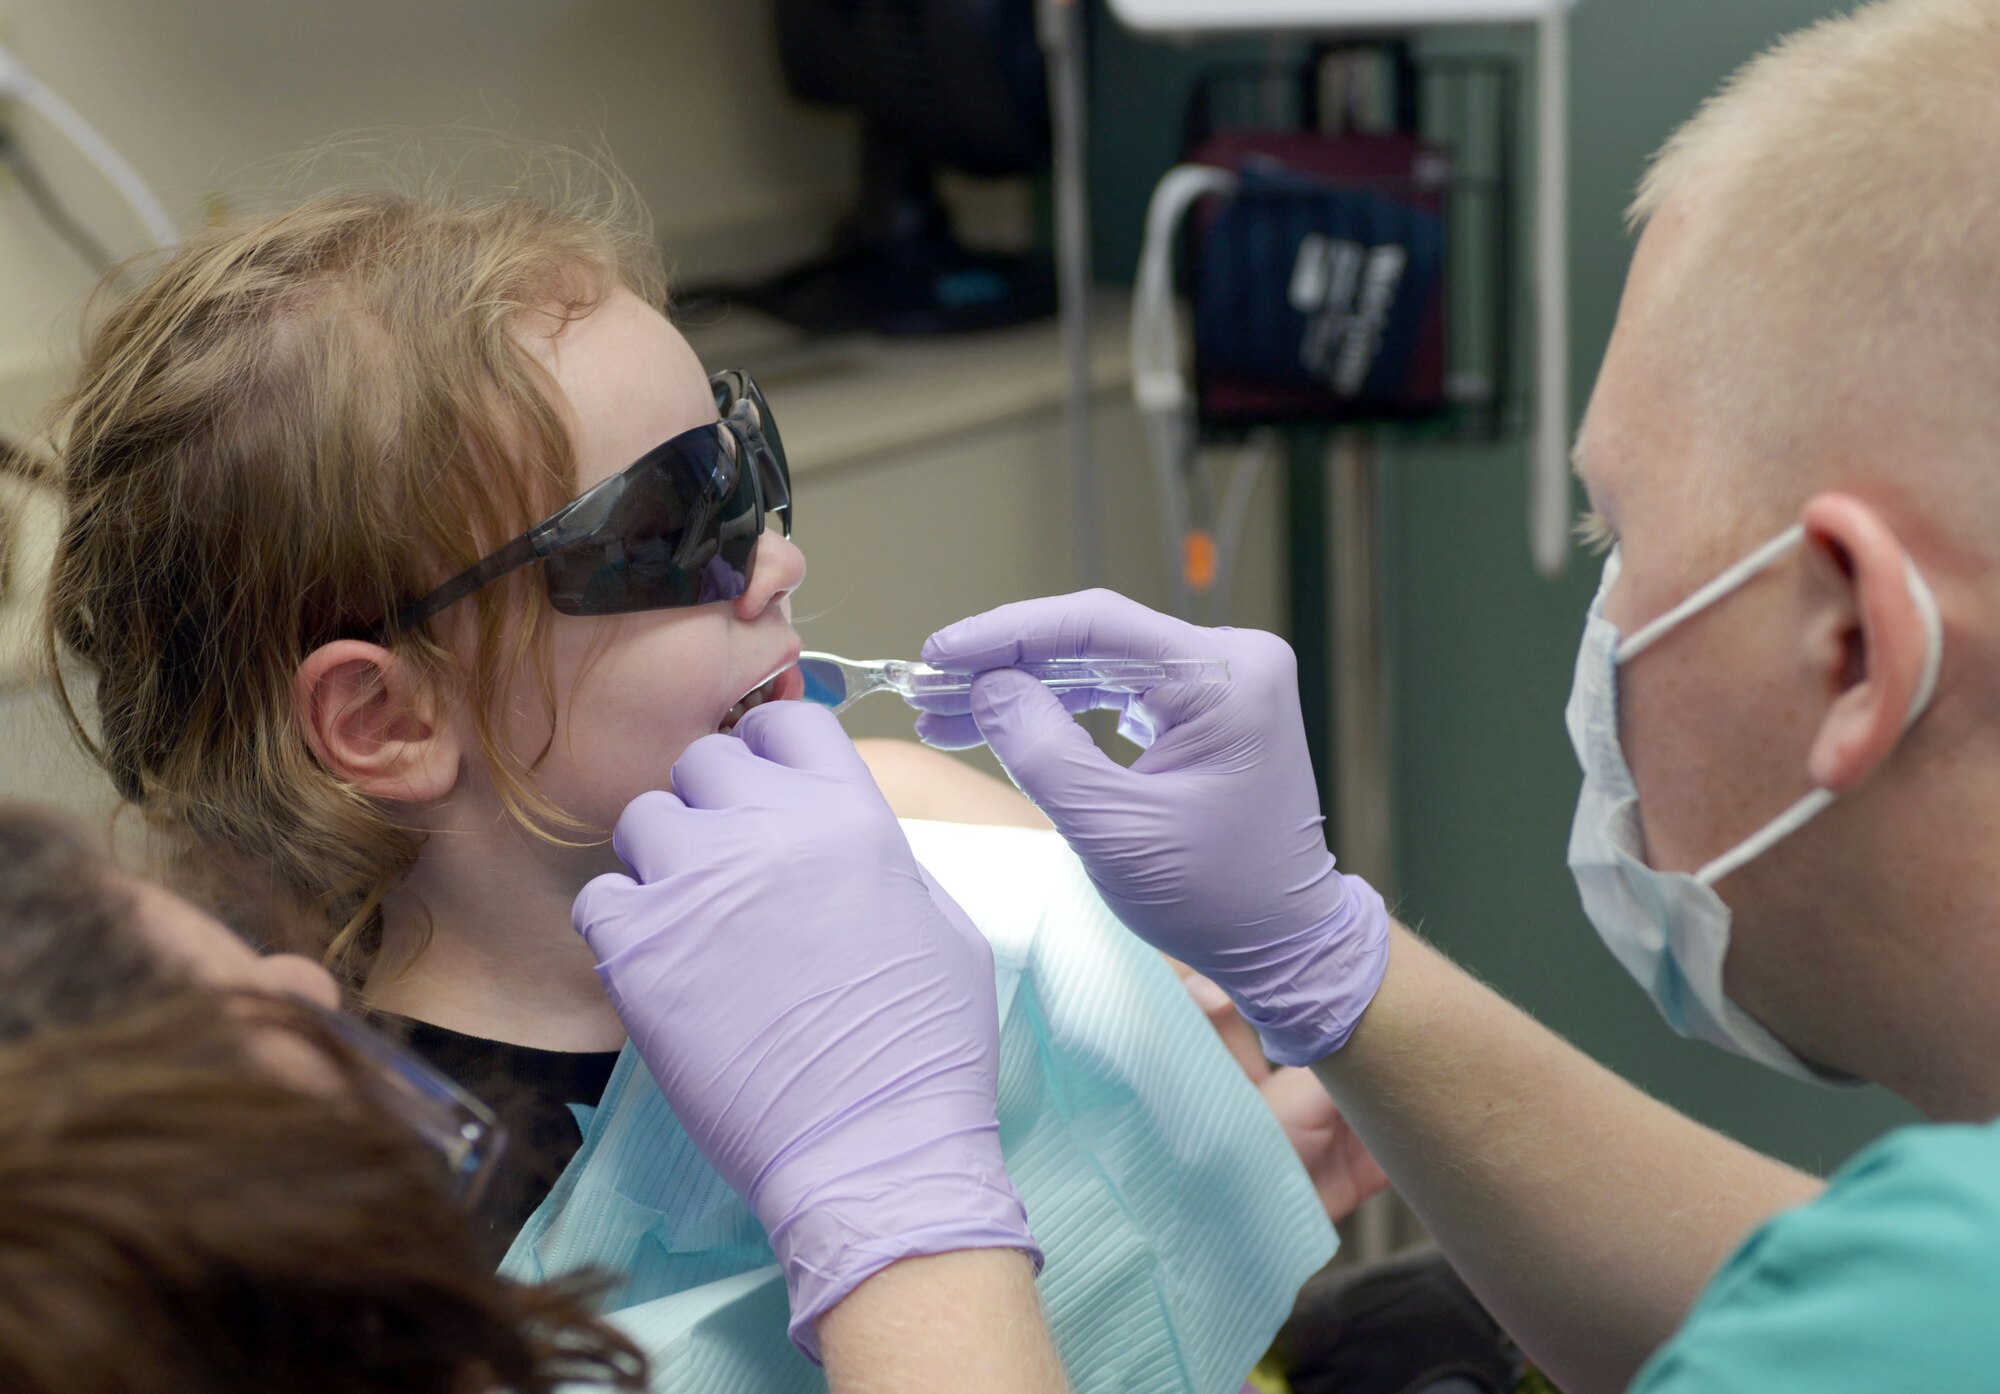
[48,182,830,1245]
[44,161,1338,1385]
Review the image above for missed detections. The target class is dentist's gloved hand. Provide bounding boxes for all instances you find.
[917,589,1390,1067]
[572,701,1040,1364]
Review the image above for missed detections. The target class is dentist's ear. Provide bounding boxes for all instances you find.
[293,641,463,806]
[1800,494,1941,793]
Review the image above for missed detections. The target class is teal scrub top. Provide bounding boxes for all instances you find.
[1630,1116,2000,1392]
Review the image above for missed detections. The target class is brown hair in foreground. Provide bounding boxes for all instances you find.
[0,999,649,1394]
[43,148,666,985]
[0,802,179,1042]
[0,805,647,1394]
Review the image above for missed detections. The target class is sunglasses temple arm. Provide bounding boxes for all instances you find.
[387,532,542,636]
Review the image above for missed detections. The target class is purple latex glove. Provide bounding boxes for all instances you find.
[918,589,1390,1067]
[572,701,1040,1363]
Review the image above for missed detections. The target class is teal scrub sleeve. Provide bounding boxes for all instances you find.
[1630,1120,2000,1393]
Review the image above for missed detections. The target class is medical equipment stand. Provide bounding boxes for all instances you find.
[1041,0,1103,590]
[1330,436,1394,913]
[1110,0,1575,1266]
[1283,427,1400,1264]
[1110,0,1574,579]
[1284,425,1395,929]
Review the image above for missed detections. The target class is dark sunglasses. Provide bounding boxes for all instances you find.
[386,369,791,634]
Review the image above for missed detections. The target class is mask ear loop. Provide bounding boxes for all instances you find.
[1694,547,1945,888]
[1618,524,1807,662]
[1897,553,1946,730]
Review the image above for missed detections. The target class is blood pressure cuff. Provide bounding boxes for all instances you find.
[500,820,1337,1393]
[1187,129,1449,425]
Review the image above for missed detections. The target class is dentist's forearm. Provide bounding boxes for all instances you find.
[1313,923,1821,1394]
[820,1250,1070,1394]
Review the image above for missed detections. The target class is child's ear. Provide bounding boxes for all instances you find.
[293,641,461,805]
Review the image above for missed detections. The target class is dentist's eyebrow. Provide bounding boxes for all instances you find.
[1568,435,1619,552]
[1574,508,1617,554]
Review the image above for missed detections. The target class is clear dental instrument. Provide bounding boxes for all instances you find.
[798,651,1230,715]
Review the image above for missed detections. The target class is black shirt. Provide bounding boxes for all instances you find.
[391,1017,622,1264]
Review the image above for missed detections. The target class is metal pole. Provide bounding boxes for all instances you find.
[1529,4,1571,577]
[1330,438,1393,893]
[1285,430,1333,822]
[1331,432,1398,1263]
[1041,0,1100,589]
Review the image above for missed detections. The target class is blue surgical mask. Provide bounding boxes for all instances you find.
[1564,523,1943,1083]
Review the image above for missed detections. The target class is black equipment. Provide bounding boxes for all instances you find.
[741,0,1058,336]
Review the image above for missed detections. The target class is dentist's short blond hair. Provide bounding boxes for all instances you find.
[1624,0,2000,545]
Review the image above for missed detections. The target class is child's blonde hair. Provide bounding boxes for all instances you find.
[45,164,665,982]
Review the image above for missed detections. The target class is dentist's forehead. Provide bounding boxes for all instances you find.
[1572,204,1759,581]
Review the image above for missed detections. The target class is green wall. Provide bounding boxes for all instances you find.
[1093,0,1923,1174]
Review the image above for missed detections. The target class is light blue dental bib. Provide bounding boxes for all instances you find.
[501,820,1336,1393]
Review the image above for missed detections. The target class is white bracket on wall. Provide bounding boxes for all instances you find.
[0,42,179,252]
[1105,0,1577,578]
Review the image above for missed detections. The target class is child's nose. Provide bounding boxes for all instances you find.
[736,532,806,621]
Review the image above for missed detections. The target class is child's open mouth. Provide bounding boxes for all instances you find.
[719,664,806,733]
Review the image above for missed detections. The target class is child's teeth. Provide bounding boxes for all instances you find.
[721,676,781,732]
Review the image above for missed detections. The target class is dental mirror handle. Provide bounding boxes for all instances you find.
[893,658,1229,698]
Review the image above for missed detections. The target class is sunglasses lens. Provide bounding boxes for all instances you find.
[543,428,762,616]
